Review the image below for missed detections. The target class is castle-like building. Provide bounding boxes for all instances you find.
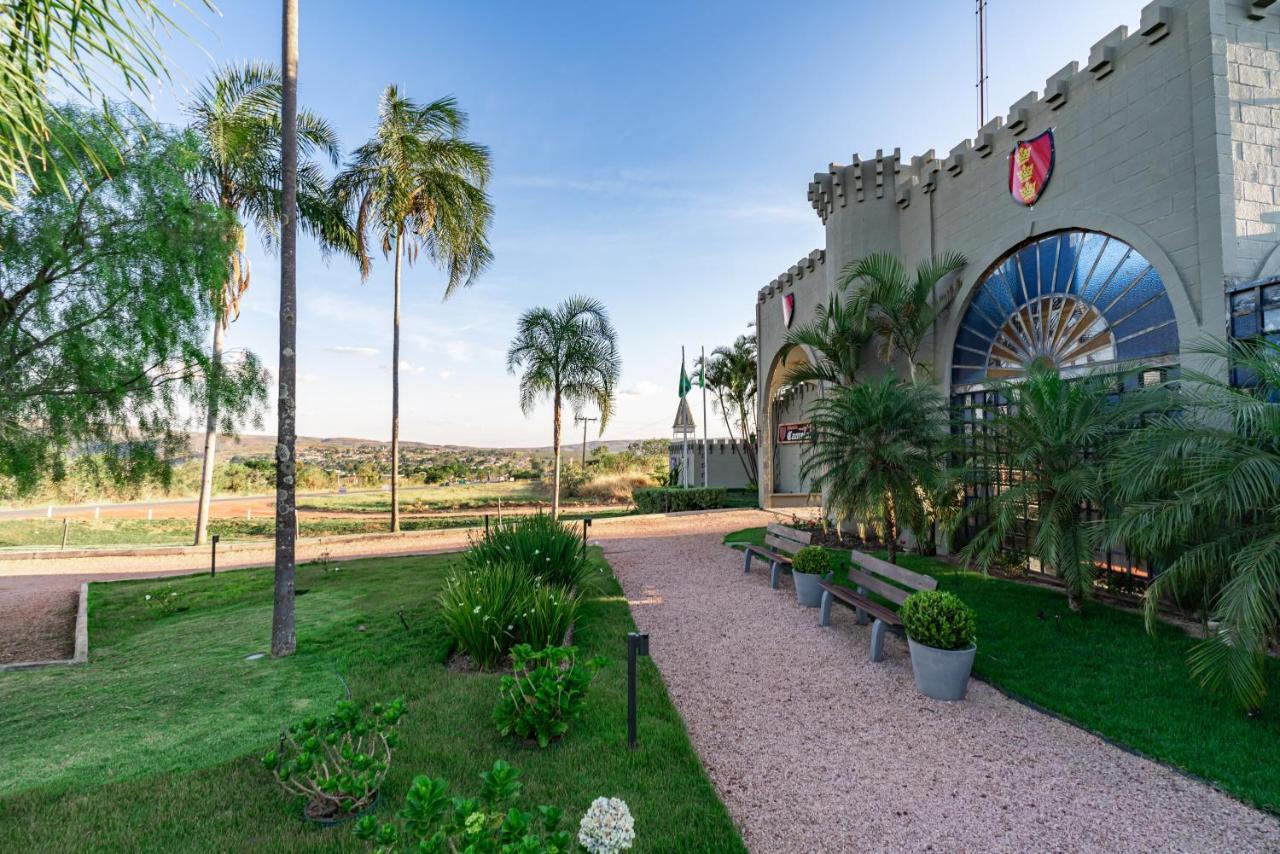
[756,0,1280,528]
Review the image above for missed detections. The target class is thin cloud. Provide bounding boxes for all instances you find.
[326,346,379,357]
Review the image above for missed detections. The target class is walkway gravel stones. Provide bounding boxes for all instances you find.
[600,512,1280,853]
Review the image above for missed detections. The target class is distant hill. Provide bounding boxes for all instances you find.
[201,433,653,459]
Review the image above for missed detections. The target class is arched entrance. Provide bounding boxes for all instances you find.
[758,345,822,509]
[949,228,1181,576]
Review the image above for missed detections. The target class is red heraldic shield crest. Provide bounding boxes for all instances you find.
[1008,130,1055,207]
[782,292,795,327]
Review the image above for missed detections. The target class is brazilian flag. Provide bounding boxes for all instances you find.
[678,361,692,398]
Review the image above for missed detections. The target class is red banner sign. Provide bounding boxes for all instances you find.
[782,292,795,327]
[1008,129,1054,207]
[777,421,810,444]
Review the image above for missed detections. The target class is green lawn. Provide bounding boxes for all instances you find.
[0,552,744,852]
[724,526,1280,815]
[298,481,569,513]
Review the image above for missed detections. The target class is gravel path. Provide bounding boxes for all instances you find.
[601,519,1280,853]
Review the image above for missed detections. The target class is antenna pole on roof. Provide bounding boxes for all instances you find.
[975,0,989,131]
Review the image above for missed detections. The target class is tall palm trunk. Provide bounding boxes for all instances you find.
[271,0,299,659]
[884,492,898,564]
[193,311,225,545]
[551,389,562,519]
[389,233,402,533]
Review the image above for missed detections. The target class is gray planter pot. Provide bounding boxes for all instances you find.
[907,639,976,701]
[793,570,830,607]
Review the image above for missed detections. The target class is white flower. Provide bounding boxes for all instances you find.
[473,606,482,614]
[578,797,634,854]
[144,594,152,601]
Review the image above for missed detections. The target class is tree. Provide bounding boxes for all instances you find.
[698,333,758,482]
[0,105,266,493]
[334,86,493,533]
[0,0,213,207]
[186,61,353,545]
[842,251,966,382]
[801,377,946,564]
[1110,338,1280,713]
[779,287,870,389]
[959,365,1135,612]
[271,0,300,660]
[507,297,620,519]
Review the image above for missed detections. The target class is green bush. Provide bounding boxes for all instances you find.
[439,563,530,670]
[354,759,574,852]
[790,546,831,576]
[633,487,727,514]
[261,698,405,820]
[900,590,976,651]
[466,513,590,590]
[493,645,606,748]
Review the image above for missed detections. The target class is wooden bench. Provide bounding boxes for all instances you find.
[741,523,812,590]
[818,549,937,662]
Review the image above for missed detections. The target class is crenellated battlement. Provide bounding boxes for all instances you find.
[756,249,825,303]
[669,437,754,455]
[814,0,1194,218]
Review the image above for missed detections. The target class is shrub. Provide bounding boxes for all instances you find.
[578,796,636,854]
[790,546,831,576]
[572,469,657,503]
[633,487,727,514]
[900,590,976,651]
[439,562,529,670]
[262,698,405,820]
[354,760,577,852]
[493,644,606,748]
[466,513,590,590]
[520,583,581,652]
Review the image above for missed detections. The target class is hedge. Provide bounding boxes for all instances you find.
[633,487,728,514]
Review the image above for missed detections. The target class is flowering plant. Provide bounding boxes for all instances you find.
[578,797,635,854]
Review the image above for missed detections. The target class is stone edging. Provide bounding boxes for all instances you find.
[0,581,88,672]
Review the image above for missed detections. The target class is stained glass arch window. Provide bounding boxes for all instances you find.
[950,230,1180,389]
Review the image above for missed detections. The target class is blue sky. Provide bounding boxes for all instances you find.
[146,0,1145,447]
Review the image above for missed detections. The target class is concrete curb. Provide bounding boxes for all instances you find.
[0,581,89,673]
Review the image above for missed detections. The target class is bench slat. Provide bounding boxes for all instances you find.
[744,545,788,563]
[764,534,804,555]
[846,567,912,606]
[849,549,937,592]
[766,523,811,546]
[818,581,902,626]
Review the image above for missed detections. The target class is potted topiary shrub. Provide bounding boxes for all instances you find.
[899,590,977,701]
[789,546,833,608]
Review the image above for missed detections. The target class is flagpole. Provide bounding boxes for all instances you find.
[701,344,708,488]
[682,346,689,488]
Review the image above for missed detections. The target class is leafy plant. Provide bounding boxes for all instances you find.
[1110,337,1280,713]
[439,562,529,670]
[143,586,185,617]
[493,645,606,748]
[262,698,405,820]
[900,591,976,651]
[789,546,831,576]
[354,759,574,852]
[801,377,947,564]
[632,487,727,514]
[466,513,591,591]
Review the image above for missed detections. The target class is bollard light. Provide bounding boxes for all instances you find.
[484,513,491,541]
[582,517,593,553]
[210,534,220,578]
[626,631,649,749]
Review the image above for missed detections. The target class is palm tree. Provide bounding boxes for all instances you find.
[801,377,947,564]
[271,0,299,660]
[186,61,353,546]
[779,287,869,389]
[960,364,1135,612]
[842,251,966,382]
[698,333,758,481]
[507,297,621,519]
[333,87,493,533]
[1110,338,1280,713]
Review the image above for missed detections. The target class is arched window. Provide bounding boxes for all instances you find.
[951,230,1179,389]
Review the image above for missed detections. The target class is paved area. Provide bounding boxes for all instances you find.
[600,518,1280,853]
